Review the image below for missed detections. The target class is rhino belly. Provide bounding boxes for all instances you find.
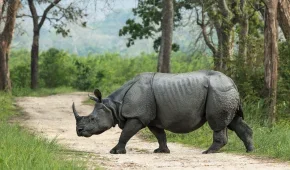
[152,72,208,133]
[156,110,206,133]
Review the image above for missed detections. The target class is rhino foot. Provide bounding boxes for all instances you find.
[202,150,218,154]
[110,147,126,154]
[246,146,254,153]
[154,148,170,153]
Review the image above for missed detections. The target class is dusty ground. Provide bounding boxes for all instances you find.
[15,92,290,170]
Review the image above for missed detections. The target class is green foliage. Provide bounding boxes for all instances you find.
[278,41,290,98]
[7,44,290,161]
[39,48,77,88]
[0,123,87,170]
[10,50,31,88]
[277,41,290,118]
[119,0,191,51]
[0,93,15,121]
[9,49,212,97]
[0,94,89,170]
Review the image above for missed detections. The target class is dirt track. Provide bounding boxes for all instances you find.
[15,92,290,170]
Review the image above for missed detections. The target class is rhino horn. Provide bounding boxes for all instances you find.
[72,102,80,120]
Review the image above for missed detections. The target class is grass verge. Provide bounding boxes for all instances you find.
[140,100,290,161]
[12,86,76,97]
[0,92,100,170]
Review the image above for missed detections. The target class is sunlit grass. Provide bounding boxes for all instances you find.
[0,92,100,170]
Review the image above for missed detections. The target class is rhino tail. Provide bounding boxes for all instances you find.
[237,102,244,119]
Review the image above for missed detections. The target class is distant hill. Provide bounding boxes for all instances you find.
[12,7,200,57]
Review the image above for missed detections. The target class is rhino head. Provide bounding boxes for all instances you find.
[72,89,114,137]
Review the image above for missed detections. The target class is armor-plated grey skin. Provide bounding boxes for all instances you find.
[72,70,254,154]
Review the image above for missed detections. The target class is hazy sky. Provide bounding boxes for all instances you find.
[85,0,138,20]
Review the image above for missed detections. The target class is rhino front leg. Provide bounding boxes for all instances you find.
[110,119,144,154]
[148,126,170,153]
[203,128,228,154]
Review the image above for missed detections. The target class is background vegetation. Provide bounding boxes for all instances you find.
[7,43,290,160]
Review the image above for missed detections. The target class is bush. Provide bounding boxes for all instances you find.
[39,48,77,88]
[10,50,31,88]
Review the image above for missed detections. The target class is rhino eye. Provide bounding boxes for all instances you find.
[90,117,95,121]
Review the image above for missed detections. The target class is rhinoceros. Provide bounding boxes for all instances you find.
[72,70,254,154]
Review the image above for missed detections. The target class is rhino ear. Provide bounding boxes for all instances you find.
[94,89,102,102]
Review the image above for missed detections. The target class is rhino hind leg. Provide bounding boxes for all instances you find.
[228,116,254,152]
[110,119,144,154]
[202,128,228,154]
[148,126,170,153]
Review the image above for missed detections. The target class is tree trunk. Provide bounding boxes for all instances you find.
[0,42,10,91]
[157,0,173,73]
[31,30,39,89]
[263,0,279,125]
[215,26,232,71]
[210,0,235,71]
[0,0,20,92]
[238,17,249,64]
[278,0,290,41]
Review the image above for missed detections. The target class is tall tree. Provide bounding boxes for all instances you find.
[0,0,20,92]
[278,0,290,41]
[237,0,249,65]
[158,0,174,73]
[263,0,279,124]
[196,0,239,71]
[119,0,184,57]
[20,0,86,89]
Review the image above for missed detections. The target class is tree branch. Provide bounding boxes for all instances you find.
[28,0,39,30]
[0,0,7,27]
[1,0,7,17]
[38,0,61,30]
[195,6,217,55]
[218,0,231,17]
[16,14,33,18]
[2,0,20,45]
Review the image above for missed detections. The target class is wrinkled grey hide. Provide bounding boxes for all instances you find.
[73,70,254,154]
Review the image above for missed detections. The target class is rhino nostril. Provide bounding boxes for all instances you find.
[78,128,84,133]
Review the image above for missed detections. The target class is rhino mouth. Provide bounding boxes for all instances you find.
[77,130,105,137]
[94,130,105,135]
[77,131,92,137]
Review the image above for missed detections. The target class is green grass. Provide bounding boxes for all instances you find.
[0,93,16,121]
[0,92,100,170]
[140,100,290,161]
[12,86,76,97]
[0,123,87,170]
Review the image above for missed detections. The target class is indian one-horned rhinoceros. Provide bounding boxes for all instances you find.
[72,70,254,154]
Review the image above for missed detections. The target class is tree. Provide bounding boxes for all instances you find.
[263,0,279,124]
[278,0,290,41]
[19,0,87,89]
[120,0,260,71]
[0,0,20,92]
[157,0,174,73]
[119,0,184,54]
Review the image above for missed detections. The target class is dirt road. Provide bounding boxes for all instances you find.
[15,92,290,170]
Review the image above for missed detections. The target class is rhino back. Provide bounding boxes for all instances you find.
[152,72,208,133]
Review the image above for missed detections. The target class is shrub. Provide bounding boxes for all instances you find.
[39,48,77,88]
